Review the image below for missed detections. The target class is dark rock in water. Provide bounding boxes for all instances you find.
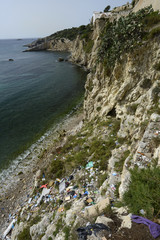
[9,59,14,61]
[58,57,64,62]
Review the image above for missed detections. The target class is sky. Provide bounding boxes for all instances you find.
[0,0,131,39]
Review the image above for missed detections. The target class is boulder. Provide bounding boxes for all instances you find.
[58,57,64,62]
[84,198,110,219]
[96,216,113,226]
[119,214,132,229]
[150,113,160,122]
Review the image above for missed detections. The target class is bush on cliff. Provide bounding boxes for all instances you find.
[17,226,31,240]
[98,6,155,72]
[48,24,92,41]
[123,166,160,219]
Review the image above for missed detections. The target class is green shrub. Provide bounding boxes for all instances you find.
[131,0,136,7]
[50,159,64,178]
[154,61,160,71]
[128,104,138,114]
[148,27,160,39]
[64,202,72,211]
[17,227,32,240]
[143,11,160,28]
[98,172,108,187]
[30,215,41,226]
[140,78,152,89]
[53,217,63,236]
[84,40,94,53]
[63,226,71,240]
[96,106,101,112]
[123,166,160,219]
[48,237,53,240]
[115,150,130,172]
[48,24,92,41]
[98,6,153,72]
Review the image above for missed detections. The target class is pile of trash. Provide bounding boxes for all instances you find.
[2,161,102,239]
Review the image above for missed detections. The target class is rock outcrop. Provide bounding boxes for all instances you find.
[133,0,160,12]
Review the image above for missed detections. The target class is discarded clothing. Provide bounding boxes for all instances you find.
[131,215,160,238]
[77,223,110,240]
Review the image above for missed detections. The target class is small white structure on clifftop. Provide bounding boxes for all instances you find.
[92,11,112,24]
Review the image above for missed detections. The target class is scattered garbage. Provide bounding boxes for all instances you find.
[40,184,48,189]
[131,215,160,238]
[139,209,145,215]
[48,180,54,187]
[112,172,117,176]
[42,173,45,181]
[77,223,110,240]
[2,161,107,238]
[86,161,94,169]
[3,219,16,239]
[59,180,66,193]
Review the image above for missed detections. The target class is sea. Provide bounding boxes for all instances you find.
[0,39,86,175]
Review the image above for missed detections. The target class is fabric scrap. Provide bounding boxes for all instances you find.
[131,215,160,238]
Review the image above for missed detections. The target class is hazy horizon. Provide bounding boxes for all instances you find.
[0,0,131,39]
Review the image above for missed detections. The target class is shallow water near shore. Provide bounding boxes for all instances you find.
[0,39,86,174]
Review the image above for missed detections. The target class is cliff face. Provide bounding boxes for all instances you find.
[70,15,160,197]
[48,38,73,51]
[133,0,160,12]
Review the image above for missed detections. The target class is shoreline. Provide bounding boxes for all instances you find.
[0,108,84,235]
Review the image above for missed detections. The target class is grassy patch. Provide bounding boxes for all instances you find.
[154,61,160,71]
[98,172,108,187]
[63,226,71,240]
[84,40,94,53]
[148,27,160,39]
[143,11,160,28]
[115,150,130,172]
[128,104,138,115]
[17,226,32,240]
[30,215,41,226]
[50,159,65,178]
[123,166,160,219]
[140,120,149,134]
[64,202,72,211]
[53,217,63,237]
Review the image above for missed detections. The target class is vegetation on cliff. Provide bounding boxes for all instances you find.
[48,24,93,41]
[98,6,160,75]
[124,166,160,219]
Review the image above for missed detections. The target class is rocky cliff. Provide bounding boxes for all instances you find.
[133,0,160,12]
[4,4,160,240]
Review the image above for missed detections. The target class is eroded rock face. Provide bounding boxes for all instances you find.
[133,0,160,12]
[49,38,73,51]
[30,215,51,240]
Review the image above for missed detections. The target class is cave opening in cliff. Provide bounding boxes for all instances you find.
[107,107,116,117]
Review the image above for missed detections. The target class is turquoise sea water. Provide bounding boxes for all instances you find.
[0,39,86,171]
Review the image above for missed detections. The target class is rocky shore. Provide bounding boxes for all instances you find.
[0,110,84,238]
